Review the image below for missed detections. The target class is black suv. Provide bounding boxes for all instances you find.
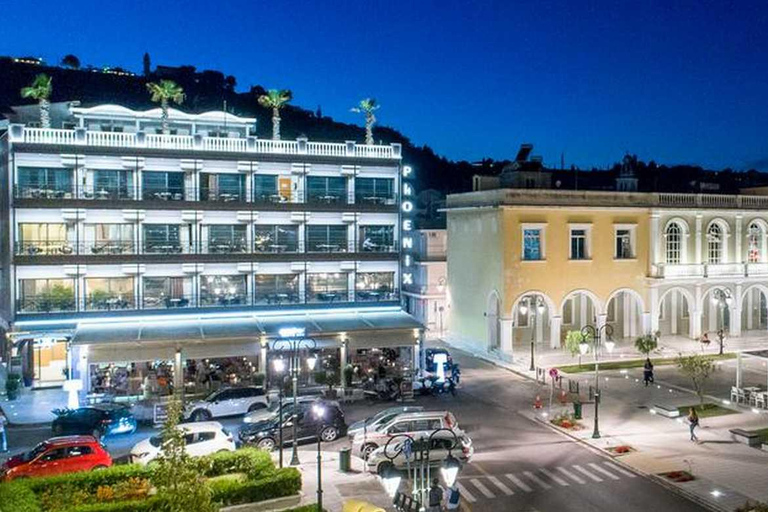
[51,404,137,439]
[238,400,346,450]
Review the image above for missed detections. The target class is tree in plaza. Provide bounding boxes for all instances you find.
[351,98,380,145]
[564,330,588,367]
[258,89,293,140]
[146,80,185,134]
[20,74,53,128]
[151,396,217,512]
[634,333,659,361]
[61,54,81,69]
[676,354,716,404]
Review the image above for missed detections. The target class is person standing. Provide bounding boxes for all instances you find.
[428,478,444,512]
[444,482,461,510]
[688,407,700,442]
[643,358,654,386]
[0,409,8,453]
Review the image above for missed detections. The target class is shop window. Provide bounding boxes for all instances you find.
[307,273,349,303]
[356,272,396,301]
[200,275,247,306]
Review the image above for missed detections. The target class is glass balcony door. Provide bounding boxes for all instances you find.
[254,175,291,204]
[17,223,72,255]
[204,225,247,253]
[143,224,189,254]
[89,170,133,200]
[200,173,245,202]
[254,225,299,253]
[306,225,348,253]
[355,177,395,205]
[143,277,193,309]
[253,274,300,305]
[307,273,349,303]
[142,171,185,201]
[359,225,395,252]
[200,275,247,306]
[18,278,76,313]
[85,277,135,311]
[84,224,135,254]
[17,167,74,199]
[306,176,347,204]
[356,272,396,302]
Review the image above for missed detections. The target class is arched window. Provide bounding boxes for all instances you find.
[665,223,682,264]
[748,222,764,263]
[707,223,723,264]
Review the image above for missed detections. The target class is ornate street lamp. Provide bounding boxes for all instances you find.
[580,323,614,439]
[520,295,546,371]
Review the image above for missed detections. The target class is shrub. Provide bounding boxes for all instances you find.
[0,481,40,512]
[197,448,273,480]
[635,334,658,358]
[209,467,301,506]
[66,496,166,512]
[24,465,150,494]
[5,373,22,400]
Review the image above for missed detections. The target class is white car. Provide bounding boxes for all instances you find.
[366,431,474,474]
[185,386,268,421]
[129,421,235,465]
[347,406,424,438]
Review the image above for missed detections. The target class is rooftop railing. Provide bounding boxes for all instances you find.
[8,125,402,160]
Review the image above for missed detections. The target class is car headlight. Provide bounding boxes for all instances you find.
[243,416,253,424]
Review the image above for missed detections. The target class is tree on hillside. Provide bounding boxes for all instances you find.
[146,80,185,134]
[61,54,81,69]
[258,89,293,140]
[20,74,53,128]
[676,354,716,404]
[351,97,380,145]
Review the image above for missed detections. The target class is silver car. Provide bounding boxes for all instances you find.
[347,406,424,438]
[243,395,325,424]
[366,431,474,474]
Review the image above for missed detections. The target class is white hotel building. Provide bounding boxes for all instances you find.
[0,104,422,392]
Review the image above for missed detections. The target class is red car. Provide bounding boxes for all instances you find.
[0,436,112,481]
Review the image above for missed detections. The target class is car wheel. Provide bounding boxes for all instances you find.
[247,403,266,413]
[257,438,276,451]
[91,465,108,471]
[320,426,339,442]
[191,409,212,422]
[377,461,395,476]
[362,443,378,459]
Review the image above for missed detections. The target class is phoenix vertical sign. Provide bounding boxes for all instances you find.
[401,165,414,290]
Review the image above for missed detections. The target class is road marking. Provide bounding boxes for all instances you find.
[456,481,477,503]
[556,466,586,484]
[589,462,620,480]
[487,475,515,495]
[470,478,496,499]
[523,470,553,489]
[506,473,533,493]
[573,464,603,482]
[603,461,637,478]
[540,468,569,486]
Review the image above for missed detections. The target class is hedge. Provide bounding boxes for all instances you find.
[65,497,165,512]
[197,448,274,479]
[23,465,150,494]
[0,481,40,512]
[209,467,301,507]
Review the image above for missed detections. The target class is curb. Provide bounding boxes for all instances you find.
[525,410,727,512]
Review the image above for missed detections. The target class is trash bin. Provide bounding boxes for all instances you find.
[573,402,583,420]
[339,447,351,472]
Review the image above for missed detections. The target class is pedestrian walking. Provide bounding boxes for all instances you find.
[687,407,700,442]
[444,482,461,510]
[0,408,8,453]
[427,478,443,512]
[643,358,654,386]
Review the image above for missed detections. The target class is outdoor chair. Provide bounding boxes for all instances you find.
[755,392,767,409]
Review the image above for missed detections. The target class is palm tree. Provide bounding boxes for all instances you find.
[351,98,380,145]
[146,80,185,134]
[258,89,293,140]
[20,74,53,128]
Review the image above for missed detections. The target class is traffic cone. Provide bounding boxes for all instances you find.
[533,395,542,409]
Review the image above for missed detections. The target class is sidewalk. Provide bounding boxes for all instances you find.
[0,387,63,426]
[279,450,393,511]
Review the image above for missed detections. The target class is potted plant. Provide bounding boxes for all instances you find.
[5,373,22,400]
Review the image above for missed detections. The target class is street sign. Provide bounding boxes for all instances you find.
[549,368,559,379]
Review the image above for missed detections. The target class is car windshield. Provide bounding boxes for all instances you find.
[203,390,223,402]
[149,435,164,448]
[23,443,50,462]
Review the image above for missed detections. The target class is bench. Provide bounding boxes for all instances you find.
[730,428,762,447]
[651,404,680,418]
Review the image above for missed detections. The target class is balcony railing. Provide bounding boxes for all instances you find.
[10,126,402,160]
[706,263,744,277]
[746,262,768,276]
[654,262,768,278]
[653,263,706,278]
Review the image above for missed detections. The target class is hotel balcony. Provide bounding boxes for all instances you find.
[652,262,768,279]
[8,125,402,160]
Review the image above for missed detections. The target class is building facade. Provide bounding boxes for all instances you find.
[1,104,423,392]
[445,188,768,357]
[402,229,447,335]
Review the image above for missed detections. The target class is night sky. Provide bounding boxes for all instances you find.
[3,0,768,170]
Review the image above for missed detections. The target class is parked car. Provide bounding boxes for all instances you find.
[352,411,460,458]
[347,406,424,438]
[366,431,474,474]
[0,436,112,481]
[425,348,453,374]
[238,400,346,450]
[243,396,327,424]
[51,404,137,439]
[185,386,268,421]
[129,421,235,465]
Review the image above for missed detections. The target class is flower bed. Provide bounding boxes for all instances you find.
[550,412,584,430]
[606,445,635,455]
[0,448,297,512]
[660,470,695,483]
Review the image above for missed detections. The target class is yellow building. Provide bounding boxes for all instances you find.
[445,189,768,356]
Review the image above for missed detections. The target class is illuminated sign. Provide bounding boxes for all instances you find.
[278,327,306,338]
[401,165,415,288]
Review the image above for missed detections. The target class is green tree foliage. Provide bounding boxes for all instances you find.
[351,98,380,145]
[151,397,217,512]
[257,89,293,140]
[20,74,53,128]
[676,354,716,404]
[146,80,185,134]
[634,334,658,358]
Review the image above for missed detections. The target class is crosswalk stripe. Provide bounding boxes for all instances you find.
[487,475,515,495]
[573,464,603,482]
[557,466,586,484]
[603,461,637,478]
[470,478,495,499]
[456,482,477,503]
[524,470,553,489]
[505,473,533,493]
[589,462,620,480]
[540,468,569,486]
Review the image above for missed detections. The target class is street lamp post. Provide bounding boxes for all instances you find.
[711,289,732,355]
[312,404,326,512]
[272,357,287,468]
[520,296,546,372]
[579,323,614,439]
[380,428,461,510]
[272,331,317,466]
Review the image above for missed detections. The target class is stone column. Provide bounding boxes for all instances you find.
[671,291,678,335]
[695,213,703,265]
[747,289,754,330]
[623,295,631,338]
[550,315,562,349]
[736,351,743,389]
[650,213,660,269]
[174,348,184,397]
[641,312,651,335]
[730,284,743,336]
[500,318,514,356]
[650,287,660,334]
[735,214,743,264]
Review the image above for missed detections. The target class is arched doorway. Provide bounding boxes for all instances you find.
[512,293,553,350]
[487,291,501,352]
[741,285,768,335]
[606,290,644,340]
[561,290,600,334]
[701,287,733,335]
[658,288,694,338]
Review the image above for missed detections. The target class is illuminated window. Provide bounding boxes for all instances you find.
[665,223,682,264]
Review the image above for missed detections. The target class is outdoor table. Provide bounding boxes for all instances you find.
[96,189,110,199]
[316,243,341,252]
[268,244,287,252]
[318,293,338,302]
